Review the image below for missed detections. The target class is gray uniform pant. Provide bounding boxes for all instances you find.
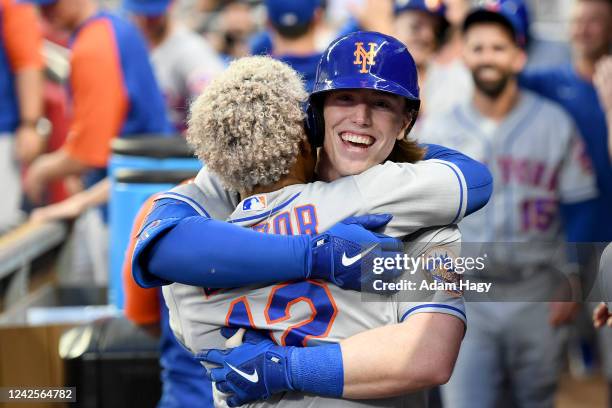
[0,134,23,230]
[442,301,568,408]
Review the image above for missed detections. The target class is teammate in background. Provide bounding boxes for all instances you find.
[122,0,225,133]
[250,0,323,91]
[393,0,449,134]
[394,0,449,88]
[516,0,572,69]
[420,0,473,117]
[420,4,598,407]
[593,243,612,330]
[519,3,611,392]
[519,0,611,242]
[597,57,612,162]
[0,0,45,230]
[23,0,171,225]
[186,55,466,407]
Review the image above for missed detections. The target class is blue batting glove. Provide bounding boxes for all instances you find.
[196,328,295,407]
[309,214,405,291]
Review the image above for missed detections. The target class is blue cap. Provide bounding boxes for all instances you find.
[394,0,446,18]
[122,0,171,16]
[265,0,320,28]
[463,0,528,47]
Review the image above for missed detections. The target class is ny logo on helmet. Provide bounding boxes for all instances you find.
[353,42,381,73]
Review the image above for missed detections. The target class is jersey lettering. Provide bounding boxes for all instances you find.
[265,280,338,346]
[224,281,338,347]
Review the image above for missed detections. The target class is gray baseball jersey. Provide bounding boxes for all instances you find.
[420,90,597,273]
[421,92,595,408]
[162,162,469,408]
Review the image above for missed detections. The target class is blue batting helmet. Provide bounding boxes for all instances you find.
[307,31,420,147]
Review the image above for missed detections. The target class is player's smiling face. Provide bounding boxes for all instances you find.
[320,89,410,180]
[463,23,525,98]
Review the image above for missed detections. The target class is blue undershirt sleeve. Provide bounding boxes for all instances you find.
[132,199,310,288]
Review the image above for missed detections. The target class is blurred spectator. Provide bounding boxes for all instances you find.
[421,0,473,117]
[334,0,395,38]
[421,4,597,407]
[23,0,171,214]
[519,0,612,242]
[123,0,225,132]
[251,0,324,91]
[593,243,612,328]
[24,0,171,285]
[516,0,572,68]
[207,0,258,60]
[596,57,612,162]
[393,0,450,133]
[394,0,449,81]
[519,0,612,402]
[0,0,45,231]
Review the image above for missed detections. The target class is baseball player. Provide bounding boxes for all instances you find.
[172,54,467,408]
[23,0,172,213]
[122,0,225,133]
[393,0,449,88]
[392,0,449,136]
[593,243,612,329]
[130,33,492,408]
[250,0,323,92]
[131,31,492,293]
[519,0,612,242]
[0,0,44,230]
[420,3,599,407]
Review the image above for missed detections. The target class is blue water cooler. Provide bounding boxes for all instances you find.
[108,136,201,308]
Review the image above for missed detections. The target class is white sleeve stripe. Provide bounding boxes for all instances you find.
[430,160,468,224]
[400,303,467,322]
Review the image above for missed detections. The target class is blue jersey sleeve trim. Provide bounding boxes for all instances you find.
[400,303,467,322]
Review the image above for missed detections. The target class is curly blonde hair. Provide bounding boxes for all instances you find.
[187,56,308,192]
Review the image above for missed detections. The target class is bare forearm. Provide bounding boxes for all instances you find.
[16,68,43,123]
[79,178,110,208]
[341,313,464,399]
[34,149,89,183]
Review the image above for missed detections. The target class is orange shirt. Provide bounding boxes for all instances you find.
[1,0,43,71]
[122,195,160,325]
[63,17,127,167]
